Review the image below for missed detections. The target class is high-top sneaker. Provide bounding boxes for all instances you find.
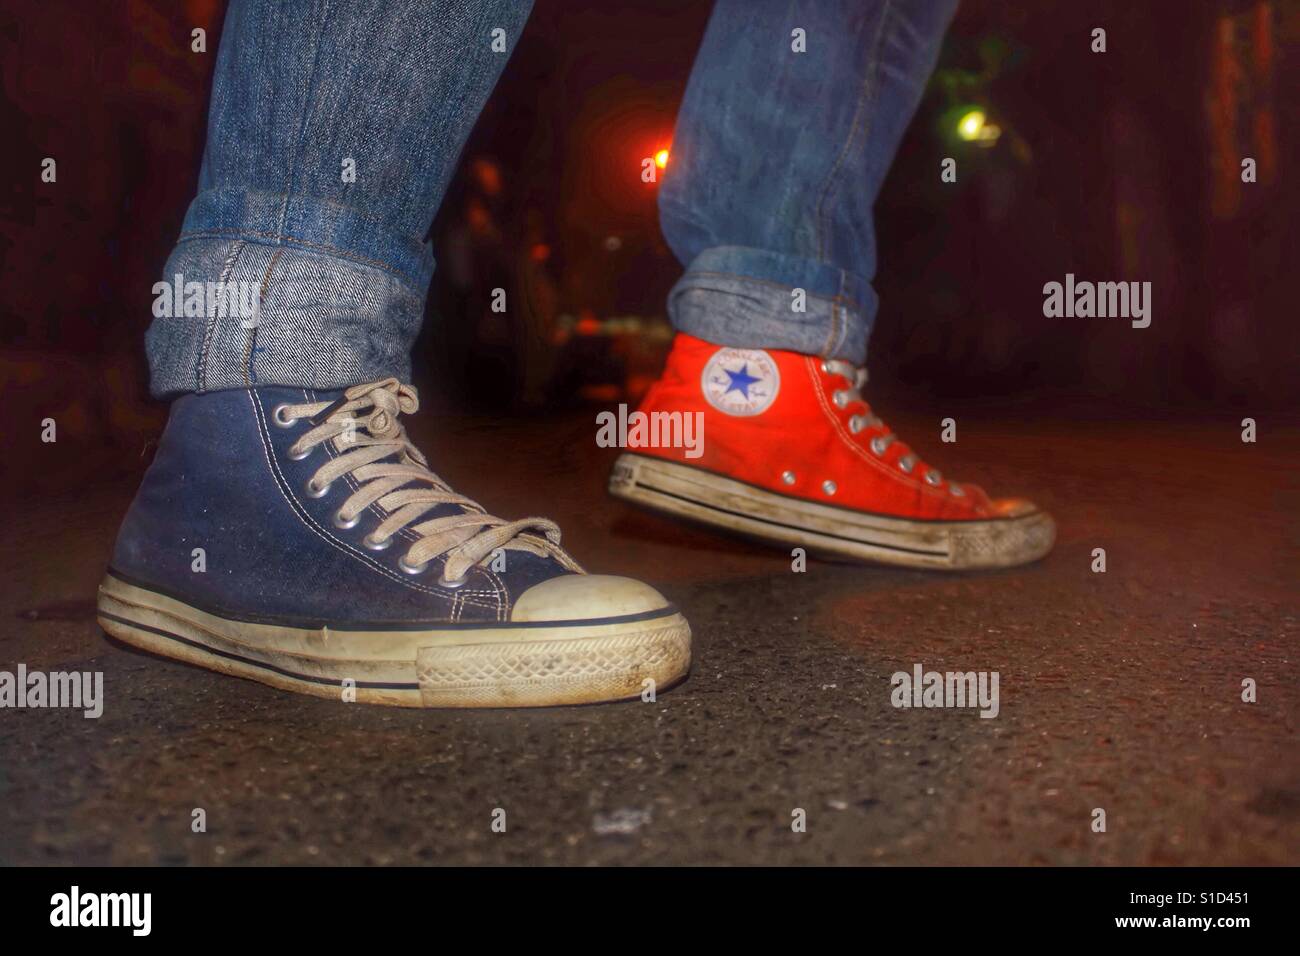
[609,334,1054,570]
[98,379,691,707]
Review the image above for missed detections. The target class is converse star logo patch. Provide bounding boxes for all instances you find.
[701,348,780,416]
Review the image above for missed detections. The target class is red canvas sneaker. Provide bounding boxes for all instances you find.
[609,334,1055,570]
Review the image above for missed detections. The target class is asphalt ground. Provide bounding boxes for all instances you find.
[1,406,1296,865]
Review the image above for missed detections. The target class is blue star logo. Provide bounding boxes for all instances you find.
[723,364,762,400]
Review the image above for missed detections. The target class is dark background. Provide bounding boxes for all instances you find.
[1,1,1297,870]
[2,0,1297,492]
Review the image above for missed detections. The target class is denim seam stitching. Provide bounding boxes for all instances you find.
[175,229,423,292]
[813,0,892,261]
[274,0,334,239]
[822,299,841,356]
[682,270,865,314]
[194,239,246,393]
[421,0,507,226]
[831,274,852,355]
[243,248,283,388]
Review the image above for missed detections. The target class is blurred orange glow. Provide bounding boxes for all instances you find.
[471,157,502,196]
[466,199,491,235]
[655,149,669,169]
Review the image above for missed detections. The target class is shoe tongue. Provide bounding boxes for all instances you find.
[426,501,478,522]
[310,394,354,427]
[303,387,346,402]
[322,401,479,523]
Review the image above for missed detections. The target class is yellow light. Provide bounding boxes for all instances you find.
[655,149,669,169]
[957,110,986,141]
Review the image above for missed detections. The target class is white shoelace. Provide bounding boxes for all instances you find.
[276,379,579,584]
[821,359,959,492]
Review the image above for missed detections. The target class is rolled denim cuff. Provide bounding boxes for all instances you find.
[145,236,423,398]
[666,245,876,365]
[181,186,434,292]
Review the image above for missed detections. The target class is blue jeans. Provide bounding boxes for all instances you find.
[146,0,957,397]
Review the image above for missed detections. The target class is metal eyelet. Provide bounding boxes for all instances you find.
[438,574,469,589]
[363,533,391,551]
[924,471,943,487]
[287,443,314,461]
[305,478,332,499]
[822,480,837,496]
[333,509,359,530]
[398,555,429,575]
[848,415,865,434]
[950,484,966,497]
[781,470,796,485]
[898,455,915,475]
[870,436,888,456]
[832,390,849,409]
[819,360,832,374]
[272,404,299,428]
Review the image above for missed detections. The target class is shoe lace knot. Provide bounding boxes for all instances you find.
[281,379,579,584]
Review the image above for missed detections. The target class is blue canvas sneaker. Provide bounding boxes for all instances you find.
[97,379,692,707]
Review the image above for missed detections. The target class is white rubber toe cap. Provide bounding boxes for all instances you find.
[510,574,672,623]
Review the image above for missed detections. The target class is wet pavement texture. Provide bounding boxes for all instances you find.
[1,406,1297,865]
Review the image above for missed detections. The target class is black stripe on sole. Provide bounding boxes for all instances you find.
[632,481,951,558]
[99,610,419,691]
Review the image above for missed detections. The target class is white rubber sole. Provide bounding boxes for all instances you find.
[97,573,691,708]
[609,453,1055,570]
